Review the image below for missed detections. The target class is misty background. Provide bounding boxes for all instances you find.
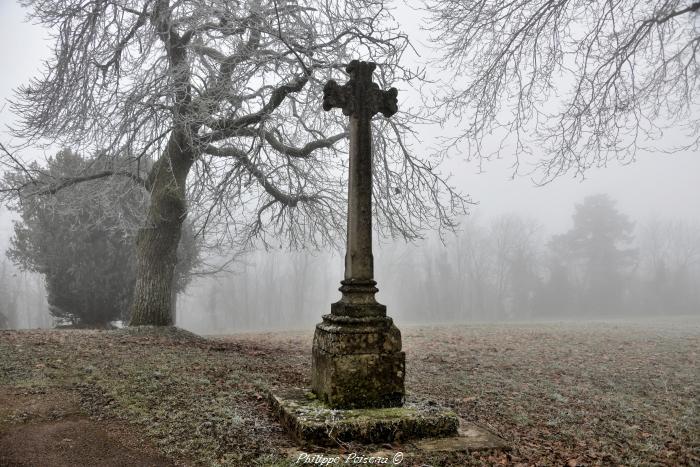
[1,1,698,333]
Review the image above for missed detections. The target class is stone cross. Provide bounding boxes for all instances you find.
[322,60,398,307]
[311,61,405,409]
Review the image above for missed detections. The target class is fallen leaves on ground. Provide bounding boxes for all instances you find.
[0,319,698,466]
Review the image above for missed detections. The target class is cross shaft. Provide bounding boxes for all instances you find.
[323,60,398,308]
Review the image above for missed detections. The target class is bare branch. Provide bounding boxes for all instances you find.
[426,0,700,182]
[29,170,145,196]
[203,70,313,143]
[203,144,315,207]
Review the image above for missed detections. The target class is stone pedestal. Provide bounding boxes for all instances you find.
[312,279,404,409]
[312,295,405,408]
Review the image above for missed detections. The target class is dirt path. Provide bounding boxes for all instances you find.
[0,386,175,467]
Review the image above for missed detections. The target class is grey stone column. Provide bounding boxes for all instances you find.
[311,61,405,409]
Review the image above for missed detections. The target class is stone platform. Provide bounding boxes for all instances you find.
[269,388,507,451]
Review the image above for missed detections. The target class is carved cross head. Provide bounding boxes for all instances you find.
[322,60,398,119]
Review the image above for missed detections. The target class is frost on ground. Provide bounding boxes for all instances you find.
[0,318,698,466]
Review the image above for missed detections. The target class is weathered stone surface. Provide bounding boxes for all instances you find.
[322,61,398,119]
[269,388,459,446]
[312,349,404,409]
[312,313,404,408]
[313,315,401,354]
[412,423,511,452]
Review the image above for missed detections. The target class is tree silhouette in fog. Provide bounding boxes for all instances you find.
[548,194,637,316]
[6,149,199,327]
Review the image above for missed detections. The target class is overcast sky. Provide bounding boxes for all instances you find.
[1,0,698,248]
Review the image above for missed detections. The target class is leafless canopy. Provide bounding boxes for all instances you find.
[426,0,700,182]
[4,0,467,255]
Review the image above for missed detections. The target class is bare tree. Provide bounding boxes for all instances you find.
[489,215,541,318]
[639,218,700,313]
[1,0,466,325]
[641,218,700,274]
[426,0,700,181]
[453,217,494,319]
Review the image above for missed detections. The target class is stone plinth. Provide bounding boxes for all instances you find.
[268,388,458,446]
[312,311,405,409]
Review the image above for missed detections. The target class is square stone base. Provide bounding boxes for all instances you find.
[312,347,405,409]
[269,388,460,446]
[311,314,405,409]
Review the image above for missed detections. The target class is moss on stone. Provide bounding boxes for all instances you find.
[269,388,459,446]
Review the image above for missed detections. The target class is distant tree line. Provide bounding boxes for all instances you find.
[177,194,700,333]
[394,194,700,322]
[3,189,697,331]
[0,258,51,330]
[0,260,17,328]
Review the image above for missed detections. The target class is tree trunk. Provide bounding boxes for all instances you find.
[129,131,193,326]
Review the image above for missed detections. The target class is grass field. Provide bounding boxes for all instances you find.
[1,318,698,466]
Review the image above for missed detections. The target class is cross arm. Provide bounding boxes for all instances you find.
[322,80,354,116]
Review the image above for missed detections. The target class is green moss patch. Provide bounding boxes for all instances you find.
[269,388,459,446]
